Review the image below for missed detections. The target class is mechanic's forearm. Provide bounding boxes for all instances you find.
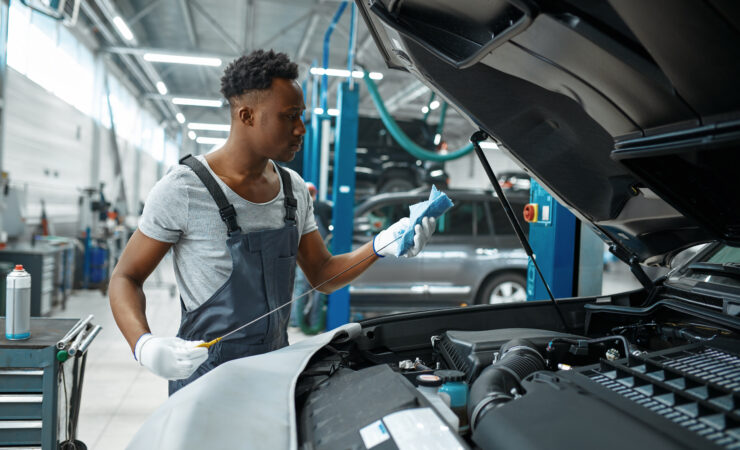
[109,272,151,353]
[314,241,378,293]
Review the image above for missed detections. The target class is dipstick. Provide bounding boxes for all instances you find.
[195,233,405,349]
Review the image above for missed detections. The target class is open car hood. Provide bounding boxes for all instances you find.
[357,0,740,265]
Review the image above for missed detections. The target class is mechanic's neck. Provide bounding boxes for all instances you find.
[211,133,273,181]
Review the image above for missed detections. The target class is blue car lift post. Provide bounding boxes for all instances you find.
[304,60,321,186]
[526,180,603,300]
[326,2,359,330]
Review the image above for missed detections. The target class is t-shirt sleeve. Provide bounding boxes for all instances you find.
[138,170,189,243]
[294,174,318,236]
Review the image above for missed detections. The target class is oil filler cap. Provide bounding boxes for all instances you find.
[523,203,538,223]
[416,374,443,387]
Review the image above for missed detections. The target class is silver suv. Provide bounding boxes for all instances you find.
[350,188,529,312]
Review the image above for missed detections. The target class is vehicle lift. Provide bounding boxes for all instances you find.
[302,2,358,329]
[525,180,603,300]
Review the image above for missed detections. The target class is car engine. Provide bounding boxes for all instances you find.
[294,297,740,449]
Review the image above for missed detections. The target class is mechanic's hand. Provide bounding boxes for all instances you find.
[134,334,209,380]
[374,216,436,258]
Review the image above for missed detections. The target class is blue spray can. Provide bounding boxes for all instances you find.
[6,265,31,340]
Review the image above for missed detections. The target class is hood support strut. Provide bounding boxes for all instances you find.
[608,244,658,305]
[470,131,569,331]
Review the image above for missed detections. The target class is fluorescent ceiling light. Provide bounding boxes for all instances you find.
[479,141,499,150]
[156,81,168,95]
[176,113,185,124]
[188,131,197,140]
[309,67,383,80]
[429,100,440,110]
[196,137,227,145]
[187,122,230,131]
[144,53,222,67]
[172,97,223,108]
[312,108,338,117]
[112,16,134,41]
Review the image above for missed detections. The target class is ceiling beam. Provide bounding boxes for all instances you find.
[241,0,250,52]
[177,0,198,48]
[384,80,429,113]
[258,9,312,50]
[126,0,166,27]
[80,0,171,120]
[92,0,185,124]
[296,13,319,62]
[189,0,242,54]
[246,0,256,54]
[174,0,210,93]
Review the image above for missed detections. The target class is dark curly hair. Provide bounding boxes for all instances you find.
[220,50,299,102]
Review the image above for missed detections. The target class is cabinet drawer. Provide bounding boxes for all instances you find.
[0,420,42,446]
[0,370,43,393]
[0,395,42,420]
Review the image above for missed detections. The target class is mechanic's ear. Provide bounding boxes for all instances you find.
[237,107,254,126]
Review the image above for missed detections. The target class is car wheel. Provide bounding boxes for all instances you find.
[477,273,527,305]
[378,177,416,193]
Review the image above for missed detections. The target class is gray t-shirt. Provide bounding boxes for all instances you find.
[139,155,317,311]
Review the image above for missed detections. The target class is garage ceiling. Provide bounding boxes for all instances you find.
[73,0,474,147]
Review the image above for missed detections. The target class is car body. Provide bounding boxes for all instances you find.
[285,116,450,200]
[330,117,449,199]
[134,2,740,449]
[350,188,529,310]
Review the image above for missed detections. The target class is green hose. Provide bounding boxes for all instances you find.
[363,72,474,162]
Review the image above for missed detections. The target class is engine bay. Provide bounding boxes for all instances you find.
[294,292,740,449]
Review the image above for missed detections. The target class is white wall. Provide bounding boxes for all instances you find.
[1,68,162,237]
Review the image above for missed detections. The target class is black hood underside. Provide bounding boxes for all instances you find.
[358,0,740,264]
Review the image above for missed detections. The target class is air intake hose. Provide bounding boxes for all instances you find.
[468,339,545,430]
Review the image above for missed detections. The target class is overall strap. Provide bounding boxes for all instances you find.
[275,164,297,224]
[179,154,241,236]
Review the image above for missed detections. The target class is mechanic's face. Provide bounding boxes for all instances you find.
[245,78,306,162]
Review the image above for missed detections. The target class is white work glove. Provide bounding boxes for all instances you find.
[373,216,436,258]
[134,333,209,380]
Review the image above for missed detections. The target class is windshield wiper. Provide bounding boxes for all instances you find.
[687,262,740,279]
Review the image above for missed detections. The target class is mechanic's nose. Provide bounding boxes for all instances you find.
[295,118,306,136]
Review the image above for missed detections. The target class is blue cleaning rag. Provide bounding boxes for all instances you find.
[394,185,454,257]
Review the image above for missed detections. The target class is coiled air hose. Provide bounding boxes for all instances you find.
[363,72,474,162]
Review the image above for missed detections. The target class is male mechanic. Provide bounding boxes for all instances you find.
[109,50,436,394]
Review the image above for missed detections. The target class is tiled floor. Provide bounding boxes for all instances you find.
[49,258,309,450]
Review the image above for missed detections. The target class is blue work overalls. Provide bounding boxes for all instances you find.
[169,155,298,395]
